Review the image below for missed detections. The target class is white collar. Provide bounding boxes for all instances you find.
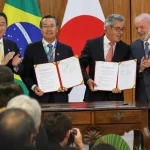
[0,38,3,44]
[42,38,56,47]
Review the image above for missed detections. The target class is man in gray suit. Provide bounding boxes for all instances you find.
[130,13,150,149]
[130,13,150,102]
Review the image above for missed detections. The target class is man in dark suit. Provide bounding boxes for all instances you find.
[130,13,150,148]
[22,15,74,103]
[0,12,21,71]
[80,14,130,102]
[130,13,150,102]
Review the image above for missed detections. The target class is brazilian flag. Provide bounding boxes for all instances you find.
[3,0,42,95]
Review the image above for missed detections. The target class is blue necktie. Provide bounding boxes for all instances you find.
[47,44,53,62]
[145,42,149,56]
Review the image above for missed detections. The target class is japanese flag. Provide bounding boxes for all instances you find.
[59,0,105,102]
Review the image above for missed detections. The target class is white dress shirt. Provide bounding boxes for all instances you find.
[103,35,116,60]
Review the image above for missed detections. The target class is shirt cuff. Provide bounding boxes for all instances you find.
[13,65,19,72]
[31,84,37,91]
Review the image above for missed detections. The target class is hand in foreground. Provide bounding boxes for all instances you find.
[34,86,44,96]
[1,51,15,65]
[57,87,68,92]
[87,79,97,91]
[73,128,84,150]
[12,54,22,66]
[112,88,122,93]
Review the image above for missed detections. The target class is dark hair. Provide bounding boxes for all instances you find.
[0,83,24,107]
[0,11,8,24]
[0,66,14,84]
[0,108,35,149]
[43,112,72,143]
[39,15,58,28]
[92,144,116,150]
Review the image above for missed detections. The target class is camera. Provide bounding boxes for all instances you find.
[67,129,77,146]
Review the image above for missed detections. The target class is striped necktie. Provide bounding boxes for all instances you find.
[47,44,53,62]
[145,42,149,56]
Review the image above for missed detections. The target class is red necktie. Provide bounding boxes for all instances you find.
[106,42,114,62]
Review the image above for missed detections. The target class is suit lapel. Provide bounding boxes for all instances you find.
[97,36,105,61]
[138,40,145,57]
[3,39,9,56]
[39,41,49,62]
[54,41,61,61]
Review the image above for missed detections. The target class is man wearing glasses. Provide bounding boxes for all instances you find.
[22,15,74,103]
[80,14,130,102]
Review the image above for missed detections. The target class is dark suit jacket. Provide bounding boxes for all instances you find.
[22,40,74,103]
[48,143,76,150]
[79,36,130,102]
[3,39,20,72]
[130,39,150,102]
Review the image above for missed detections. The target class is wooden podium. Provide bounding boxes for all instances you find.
[41,101,150,150]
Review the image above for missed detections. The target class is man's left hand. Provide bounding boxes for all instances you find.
[112,88,121,93]
[12,54,22,66]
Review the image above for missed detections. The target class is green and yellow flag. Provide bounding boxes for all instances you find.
[3,0,42,95]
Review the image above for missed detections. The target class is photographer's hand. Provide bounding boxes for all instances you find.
[73,128,85,150]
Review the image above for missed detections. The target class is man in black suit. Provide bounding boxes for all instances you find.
[80,14,130,102]
[130,13,150,103]
[0,12,21,71]
[130,13,150,148]
[22,15,74,103]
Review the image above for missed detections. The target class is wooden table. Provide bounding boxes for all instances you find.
[41,101,150,150]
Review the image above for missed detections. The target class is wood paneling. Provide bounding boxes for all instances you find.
[99,0,114,18]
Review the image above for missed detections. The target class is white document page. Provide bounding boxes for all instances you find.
[94,61,118,91]
[34,63,60,93]
[117,60,136,90]
[58,56,83,88]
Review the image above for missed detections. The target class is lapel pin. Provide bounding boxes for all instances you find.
[8,49,10,52]
[57,53,60,56]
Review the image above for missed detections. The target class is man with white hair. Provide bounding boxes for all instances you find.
[130,13,150,102]
[6,95,49,150]
[130,13,150,149]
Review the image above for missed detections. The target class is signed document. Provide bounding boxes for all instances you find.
[34,63,60,93]
[34,56,84,93]
[58,56,83,88]
[94,60,136,91]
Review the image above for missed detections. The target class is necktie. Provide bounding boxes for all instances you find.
[47,44,53,62]
[106,42,114,62]
[145,42,149,56]
[0,43,3,61]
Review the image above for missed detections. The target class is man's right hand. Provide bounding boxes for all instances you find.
[1,51,15,65]
[87,79,97,91]
[34,86,44,96]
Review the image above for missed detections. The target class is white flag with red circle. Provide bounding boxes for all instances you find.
[59,0,105,102]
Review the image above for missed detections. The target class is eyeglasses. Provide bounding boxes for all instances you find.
[111,26,126,32]
[42,25,56,29]
[0,24,6,28]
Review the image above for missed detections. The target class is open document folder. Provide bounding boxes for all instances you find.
[94,59,137,91]
[34,56,84,93]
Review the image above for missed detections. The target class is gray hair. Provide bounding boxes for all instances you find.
[6,95,41,128]
[104,14,125,30]
[135,13,150,23]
